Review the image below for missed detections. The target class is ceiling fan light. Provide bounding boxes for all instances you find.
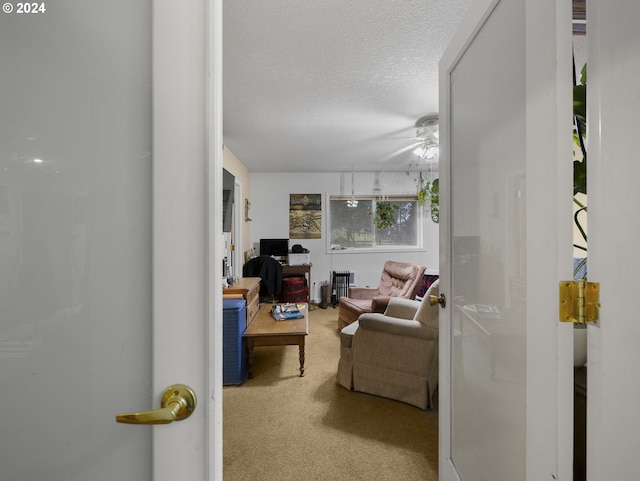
[412,145,427,158]
[412,114,440,162]
[415,114,439,138]
[424,145,439,161]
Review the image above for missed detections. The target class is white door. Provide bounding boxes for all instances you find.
[586,0,640,478]
[0,0,223,479]
[439,0,574,479]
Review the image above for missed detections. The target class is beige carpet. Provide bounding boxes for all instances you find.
[223,304,439,481]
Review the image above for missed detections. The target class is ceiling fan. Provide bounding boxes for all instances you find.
[378,113,440,167]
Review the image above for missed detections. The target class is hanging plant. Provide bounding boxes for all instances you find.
[411,171,440,223]
[373,201,398,229]
[413,171,429,206]
[429,178,439,223]
[417,186,429,206]
[416,172,430,206]
[573,61,587,279]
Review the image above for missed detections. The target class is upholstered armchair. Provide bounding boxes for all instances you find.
[337,261,425,330]
[337,280,440,410]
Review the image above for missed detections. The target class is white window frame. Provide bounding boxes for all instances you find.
[326,193,424,254]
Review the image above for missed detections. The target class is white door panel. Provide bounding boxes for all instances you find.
[0,3,153,478]
[587,0,640,478]
[449,1,527,478]
[0,1,220,479]
[439,0,573,479]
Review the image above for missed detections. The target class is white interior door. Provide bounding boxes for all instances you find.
[0,1,222,479]
[586,0,640,478]
[439,1,574,479]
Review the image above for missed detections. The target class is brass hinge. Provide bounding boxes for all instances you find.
[559,280,600,323]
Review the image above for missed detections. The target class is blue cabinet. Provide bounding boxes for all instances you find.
[223,299,247,385]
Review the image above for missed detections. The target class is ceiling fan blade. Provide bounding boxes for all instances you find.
[378,140,423,163]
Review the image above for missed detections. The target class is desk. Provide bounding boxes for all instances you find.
[282,264,311,301]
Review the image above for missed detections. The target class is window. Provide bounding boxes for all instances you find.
[329,195,421,251]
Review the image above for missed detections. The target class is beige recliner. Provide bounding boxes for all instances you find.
[337,279,440,410]
[337,260,426,330]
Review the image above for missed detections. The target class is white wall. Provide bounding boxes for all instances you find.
[250,171,439,301]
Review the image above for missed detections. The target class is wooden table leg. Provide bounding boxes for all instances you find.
[298,339,305,377]
[243,333,307,378]
[246,341,255,379]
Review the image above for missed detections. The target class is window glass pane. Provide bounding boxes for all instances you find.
[375,200,419,246]
[329,196,420,250]
[329,198,373,248]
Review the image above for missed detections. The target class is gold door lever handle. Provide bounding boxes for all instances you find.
[115,384,197,425]
[429,293,446,308]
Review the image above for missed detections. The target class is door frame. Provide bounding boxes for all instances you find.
[153,0,223,479]
[232,179,243,277]
[438,0,574,479]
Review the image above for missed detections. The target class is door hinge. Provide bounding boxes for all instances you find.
[559,280,600,324]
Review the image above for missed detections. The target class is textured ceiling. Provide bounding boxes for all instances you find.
[223,0,472,173]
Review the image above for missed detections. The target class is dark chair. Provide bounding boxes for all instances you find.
[242,256,283,302]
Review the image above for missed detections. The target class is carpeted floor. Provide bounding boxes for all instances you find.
[223,303,439,481]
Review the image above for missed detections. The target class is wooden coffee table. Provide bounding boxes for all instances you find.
[243,303,309,378]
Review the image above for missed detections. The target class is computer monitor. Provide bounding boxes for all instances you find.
[259,238,289,261]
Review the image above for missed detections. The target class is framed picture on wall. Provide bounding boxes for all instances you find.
[289,194,321,239]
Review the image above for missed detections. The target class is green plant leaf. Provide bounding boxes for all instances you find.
[580,63,587,85]
[573,64,587,196]
[574,84,587,134]
[574,158,587,196]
